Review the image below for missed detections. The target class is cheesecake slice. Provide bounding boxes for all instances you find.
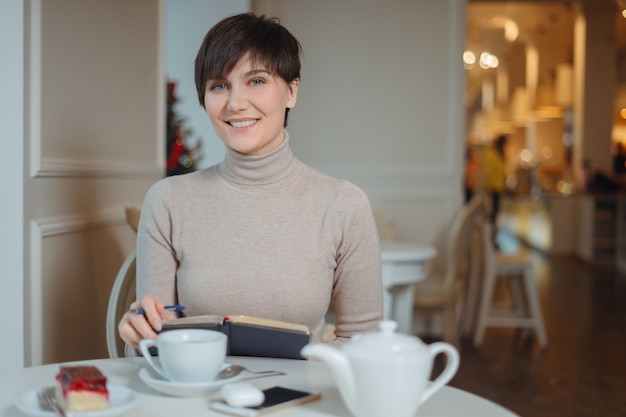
[55,365,109,412]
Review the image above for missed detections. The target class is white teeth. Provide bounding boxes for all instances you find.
[230,120,256,128]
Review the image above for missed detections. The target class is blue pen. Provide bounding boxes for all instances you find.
[130,305,185,315]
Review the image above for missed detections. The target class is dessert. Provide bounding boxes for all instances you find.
[55,365,109,412]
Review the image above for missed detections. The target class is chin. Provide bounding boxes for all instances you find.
[227,142,262,155]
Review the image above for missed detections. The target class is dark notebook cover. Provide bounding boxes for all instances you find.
[157,315,311,360]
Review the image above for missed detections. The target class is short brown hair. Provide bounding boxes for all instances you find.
[194,13,302,126]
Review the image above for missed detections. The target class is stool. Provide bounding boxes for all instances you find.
[473,222,548,349]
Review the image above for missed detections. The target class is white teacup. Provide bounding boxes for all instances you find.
[139,329,227,383]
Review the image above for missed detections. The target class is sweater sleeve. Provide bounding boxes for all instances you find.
[136,179,179,305]
[330,183,383,344]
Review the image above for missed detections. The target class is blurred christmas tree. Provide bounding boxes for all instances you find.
[166,81,201,176]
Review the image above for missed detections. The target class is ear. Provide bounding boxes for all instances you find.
[286,78,299,109]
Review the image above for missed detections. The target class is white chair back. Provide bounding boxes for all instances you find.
[439,195,485,292]
[106,250,137,358]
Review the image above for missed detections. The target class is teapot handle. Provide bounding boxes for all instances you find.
[420,342,460,404]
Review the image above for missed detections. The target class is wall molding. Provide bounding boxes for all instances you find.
[27,0,163,179]
[36,209,127,237]
[35,158,163,178]
[28,209,127,366]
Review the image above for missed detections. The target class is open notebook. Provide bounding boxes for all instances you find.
[158,315,311,360]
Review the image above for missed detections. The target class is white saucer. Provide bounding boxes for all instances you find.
[138,364,242,397]
[15,384,137,417]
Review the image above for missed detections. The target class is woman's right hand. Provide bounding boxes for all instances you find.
[118,295,176,349]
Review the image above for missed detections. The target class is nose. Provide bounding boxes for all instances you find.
[227,85,248,112]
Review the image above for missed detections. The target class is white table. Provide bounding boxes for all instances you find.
[381,241,437,334]
[1,356,519,417]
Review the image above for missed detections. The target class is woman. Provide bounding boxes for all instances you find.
[118,13,382,353]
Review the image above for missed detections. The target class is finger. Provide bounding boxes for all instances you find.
[128,301,141,313]
[118,318,143,349]
[140,295,166,331]
[119,308,150,349]
[129,309,159,339]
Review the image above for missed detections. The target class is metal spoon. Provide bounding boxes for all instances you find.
[217,365,285,380]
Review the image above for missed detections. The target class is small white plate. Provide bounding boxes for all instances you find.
[15,384,137,417]
[138,364,242,397]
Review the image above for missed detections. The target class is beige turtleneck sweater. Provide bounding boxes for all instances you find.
[136,134,383,346]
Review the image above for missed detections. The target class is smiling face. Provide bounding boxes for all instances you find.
[204,55,299,156]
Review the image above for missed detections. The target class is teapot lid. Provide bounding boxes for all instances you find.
[343,320,426,358]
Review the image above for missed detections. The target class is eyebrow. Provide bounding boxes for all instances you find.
[207,68,272,84]
[245,69,271,77]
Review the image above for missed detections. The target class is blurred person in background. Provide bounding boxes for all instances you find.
[482,135,507,227]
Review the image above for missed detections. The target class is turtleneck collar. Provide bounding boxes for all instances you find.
[218,131,299,186]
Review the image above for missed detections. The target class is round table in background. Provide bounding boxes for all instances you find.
[381,241,437,334]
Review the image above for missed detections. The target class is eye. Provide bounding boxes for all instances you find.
[250,78,265,87]
[209,82,227,92]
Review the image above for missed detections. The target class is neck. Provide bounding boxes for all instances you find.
[219,131,298,185]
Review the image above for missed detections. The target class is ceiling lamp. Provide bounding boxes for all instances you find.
[463,51,476,68]
[503,19,519,42]
[490,16,519,42]
[479,52,499,69]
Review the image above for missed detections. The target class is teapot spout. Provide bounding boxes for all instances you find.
[301,343,357,415]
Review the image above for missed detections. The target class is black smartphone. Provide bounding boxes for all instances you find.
[210,386,321,416]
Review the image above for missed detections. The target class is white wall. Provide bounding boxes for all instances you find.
[256,0,467,259]
[0,0,24,372]
[165,0,250,169]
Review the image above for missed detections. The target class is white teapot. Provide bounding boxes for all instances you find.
[301,321,459,417]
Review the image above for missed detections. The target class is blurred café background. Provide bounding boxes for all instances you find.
[465,0,626,263]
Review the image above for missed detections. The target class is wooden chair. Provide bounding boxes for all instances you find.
[411,195,485,347]
[473,221,548,349]
[374,209,397,241]
[125,206,141,233]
